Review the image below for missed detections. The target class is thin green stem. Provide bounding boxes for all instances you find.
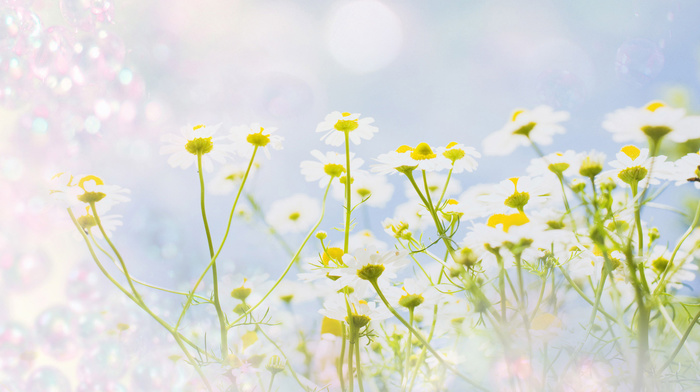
[348,338,354,392]
[355,330,364,392]
[402,307,415,391]
[69,209,213,391]
[176,146,258,330]
[344,130,352,253]
[659,308,700,372]
[229,178,333,328]
[654,200,700,296]
[339,323,347,392]
[197,153,227,358]
[88,231,211,302]
[257,326,308,391]
[435,167,453,209]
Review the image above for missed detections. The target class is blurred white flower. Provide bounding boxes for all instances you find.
[265,194,320,233]
[483,106,569,156]
[332,170,394,207]
[602,101,700,144]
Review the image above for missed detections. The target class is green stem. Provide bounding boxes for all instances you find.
[176,146,258,330]
[348,338,354,392]
[402,307,415,391]
[344,130,352,253]
[69,209,213,391]
[89,202,143,304]
[659,308,700,372]
[435,167,453,209]
[339,323,347,392]
[229,178,333,328]
[88,231,211,302]
[268,374,276,392]
[197,153,227,359]
[355,328,364,392]
[370,280,487,391]
[631,182,644,256]
[654,200,700,296]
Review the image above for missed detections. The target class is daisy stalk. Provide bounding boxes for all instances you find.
[228,177,333,328]
[176,146,259,332]
[344,129,352,253]
[68,208,214,391]
[196,151,228,358]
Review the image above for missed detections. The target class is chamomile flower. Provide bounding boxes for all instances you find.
[671,152,700,189]
[49,172,82,208]
[333,247,410,289]
[606,145,673,187]
[438,142,481,173]
[382,217,412,240]
[384,277,440,310]
[319,293,391,326]
[602,101,700,144]
[482,106,569,156]
[208,162,259,195]
[371,149,418,175]
[331,171,394,207]
[348,230,388,251]
[74,175,130,212]
[316,111,378,146]
[476,176,552,214]
[577,150,607,179]
[527,150,581,178]
[75,206,122,238]
[229,123,283,159]
[394,142,451,172]
[647,246,697,291]
[300,150,364,188]
[265,194,320,234]
[160,123,233,172]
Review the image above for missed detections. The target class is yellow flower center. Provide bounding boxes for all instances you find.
[78,175,104,191]
[323,163,345,177]
[487,212,529,232]
[645,101,664,112]
[396,145,413,153]
[410,142,436,160]
[621,145,641,160]
[288,212,301,221]
[193,124,205,130]
[185,137,214,155]
[334,113,359,132]
[246,129,270,147]
[321,247,344,266]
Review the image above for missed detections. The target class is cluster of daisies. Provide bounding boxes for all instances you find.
[56,101,700,391]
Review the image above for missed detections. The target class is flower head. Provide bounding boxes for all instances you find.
[160,123,233,172]
[230,123,283,159]
[316,111,378,146]
[483,106,569,156]
[300,150,364,188]
[265,194,320,233]
[606,145,673,187]
[602,101,700,144]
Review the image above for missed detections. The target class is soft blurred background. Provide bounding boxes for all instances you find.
[2,0,700,390]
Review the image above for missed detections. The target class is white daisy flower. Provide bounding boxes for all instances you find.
[670,152,700,189]
[208,162,259,195]
[331,171,394,208]
[476,176,553,214]
[647,246,697,291]
[265,194,320,234]
[576,150,607,179]
[75,206,123,238]
[482,106,569,156]
[371,149,418,175]
[606,145,674,188]
[333,247,410,289]
[438,142,481,173]
[319,293,391,324]
[74,175,131,212]
[159,123,233,172]
[229,123,283,159]
[300,150,364,188]
[316,111,378,146]
[395,142,452,172]
[527,150,582,178]
[384,277,441,310]
[602,101,700,144]
[49,172,83,208]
